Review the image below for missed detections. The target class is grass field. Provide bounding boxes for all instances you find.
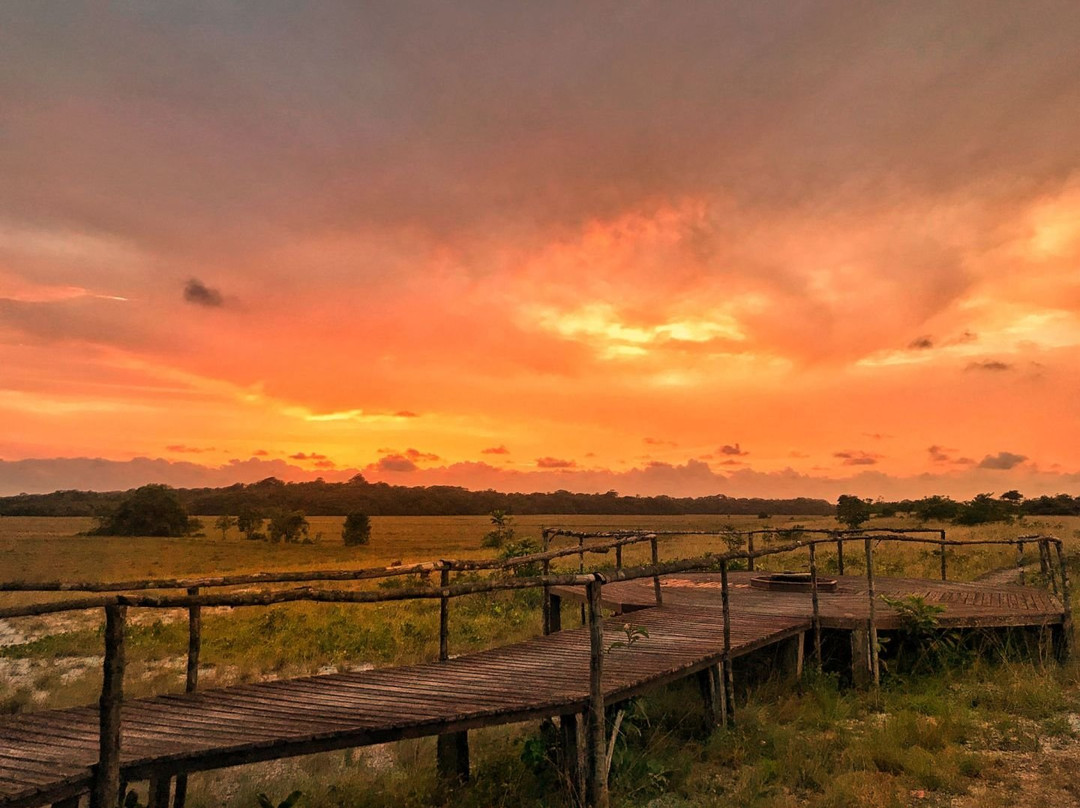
[2,513,1079,807]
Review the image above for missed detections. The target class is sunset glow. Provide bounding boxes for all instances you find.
[2,4,1079,499]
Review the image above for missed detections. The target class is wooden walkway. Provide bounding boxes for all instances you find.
[0,604,807,808]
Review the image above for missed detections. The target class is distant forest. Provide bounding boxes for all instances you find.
[0,475,835,518]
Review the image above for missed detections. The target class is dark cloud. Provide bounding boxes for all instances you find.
[966,360,1012,372]
[834,450,882,466]
[481,446,510,455]
[182,279,223,307]
[374,455,419,473]
[166,445,215,454]
[719,443,748,456]
[403,448,440,463]
[395,410,419,418]
[908,336,934,350]
[289,452,328,461]
[252,449,269,456]
[536,457,577,469]
[644,437,678,447]
[928,445,975,465]
[978,451,1028,470]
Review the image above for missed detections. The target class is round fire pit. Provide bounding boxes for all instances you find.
[750,572,838,592]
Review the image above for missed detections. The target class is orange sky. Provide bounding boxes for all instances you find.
[2,3,1079,498]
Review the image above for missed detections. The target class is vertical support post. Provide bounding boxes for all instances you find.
[720,561,735,722]
[864,539,880,687]
[174,587,200,808]
[549,594,562,632]
[559,712,585,804]
[939,530,948,581]
[439,567,450,660]
[1016,541,1026,586]
[697,665,721,731]
[542,530,551,635]
[91,603,125,808]
[836,538,845,576]
[51,799,79,808]
[615,542,622,572]
[809,543,822,667]
[746,532,755,572]
[1039,539,1051,588]
[148,772,172,808]
[1054,540,1072,660]
[1044,539,1060,596]
[651,536,663,606]
[579,536,587,626]
[585,578,608,808]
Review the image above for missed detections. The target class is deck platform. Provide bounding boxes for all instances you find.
[0,603,806,808]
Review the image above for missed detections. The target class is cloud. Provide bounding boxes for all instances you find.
[966,360,1013,372]
[182,279,223,307]
[928,445,975,465]
[644,437,678,447]
[978,451,1028,470]
[289,452,329,461]
[536,457,577,469]
[252,449,269,456]
[373,455,419,473]
[481,446,510,455]
[165,444,215,454]
[833,451,882,466]
[394,410,420,418]
[719,444,748,456]
[908,336,934,350]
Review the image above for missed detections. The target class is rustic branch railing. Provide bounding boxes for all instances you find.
[0,530,1069,808]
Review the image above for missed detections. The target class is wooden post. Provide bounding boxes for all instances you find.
[615,543,622,571]
[1054,540,1072,660]
[1044,540,1060,596]
[939,531,948,581]
[50,799,79,808]
[651,537,663,606]
[1040,539,1051,588]
[542,531,551,635]
[560,712,585,804]
[697,665,721,731]
[436,731,470,783]
[439,567,450,661]
[148,772,171,808]
[91,604,125,808]
[850,626,872,688]
[585,578,608,808]
[746,532,755,572]
[173,587,200,808]
[720,561,735,723]
[579,536,587,626]
[865,539,880,687]
[836,537,845,576]
[809,543,822,667]
[780,632,805,682]
[549,593,562,632]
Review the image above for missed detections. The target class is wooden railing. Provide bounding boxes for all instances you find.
[0,530,1070,808]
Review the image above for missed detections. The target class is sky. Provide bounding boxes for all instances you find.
[2,2,1079,499]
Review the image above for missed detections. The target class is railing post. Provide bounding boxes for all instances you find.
[1044,539,1060,595]
[439,566,451,661]
[585,577,608,808]
[809,543,822,667]
[939,530,947,581]
[865,539,880,687]
[91,603,125,808]
[615,542,623,572]
[1054,540,1072,660]
[719,560,735,723]
[173,587,201,808]
[651,536,663,606]
[542,530,551,635]
[746,532,755,572]
[836,537,845,576]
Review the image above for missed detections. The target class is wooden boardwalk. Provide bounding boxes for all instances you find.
[0,603,807,808]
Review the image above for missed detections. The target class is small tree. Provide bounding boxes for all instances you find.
[90,484,198,537]
[236,504,264,540]
[836,494,871,530]
[267,509,309,543]
[214,514,237,540]
[481,509,515,548]
[342,512,372,546]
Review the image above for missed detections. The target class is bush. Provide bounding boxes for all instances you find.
[342,512,372,546]
[89,484,198,537]
[481,510,515,548]
[267,509,309,543]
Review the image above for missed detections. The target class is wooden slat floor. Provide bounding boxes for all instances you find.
[558,572,1066,630]
[0,604,808,808]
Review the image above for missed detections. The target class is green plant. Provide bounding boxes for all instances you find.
[255,791,302,808]
[881,594,966,673]
[481,509,515,548]
[342,512,372,546]
[607,623,649,653]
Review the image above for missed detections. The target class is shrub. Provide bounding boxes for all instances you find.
[266,509,309,543]
[342,512,372,546]
[481,509,515,548]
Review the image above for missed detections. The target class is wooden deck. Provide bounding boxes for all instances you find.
[0,604,807,808]
[562,572,1065,630]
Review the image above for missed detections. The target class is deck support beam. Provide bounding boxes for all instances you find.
[585,578,608,808]
[780,632,805,682]
[697,664,724,731]
[148,773,172,808]
[850,627,873,688]
[436,731,470,783]
[51,799,80,808]
[560,712,586,804]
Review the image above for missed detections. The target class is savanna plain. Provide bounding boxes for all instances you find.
[2,514,1080,808]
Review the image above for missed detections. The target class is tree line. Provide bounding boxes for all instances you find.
[0,475,835,518]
